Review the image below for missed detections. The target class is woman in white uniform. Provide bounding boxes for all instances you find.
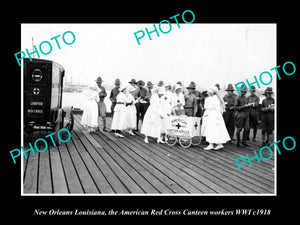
[123,86,139,136]
[171,84,185,116]
[81,82,100,133]
[201,86,230,150]
[111,85,132,137]
[141,86,167,143]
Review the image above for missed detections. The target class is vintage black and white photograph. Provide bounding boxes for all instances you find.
[21,23,276,195]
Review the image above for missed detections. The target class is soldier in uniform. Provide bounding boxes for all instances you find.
[246,85,260,141]
[145,81,153,109]
[109,78,121,116]
[136,80,148,131]
[234,85,252,146]
[184,82,198,117]
[223,84,236,143]
[188,81,203,117]
[260,87,275,146]
[96,76,108,132]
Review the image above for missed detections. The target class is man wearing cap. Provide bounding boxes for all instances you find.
[109,78,121,116]
[260,87,274,146]
[184,82,198,117]
[223,84,237,142]
[96,76,108,132]
[135,80,148,131]
[234,85,252,146]
[246,85,260,142]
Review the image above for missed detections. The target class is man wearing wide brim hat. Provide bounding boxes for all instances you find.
[246,85,260,142]
[186,82,196,90]
[136,80,148,131]
[234,84,251,146]
[223,84,237,142]
[129,78,137,84]
[95,76,108,132]
[260,87,274,146]
[262,86,274,95]
[109,78,121,118]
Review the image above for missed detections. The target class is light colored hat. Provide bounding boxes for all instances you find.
[174,84,182,91]
[165,82,171,88]
[157,87,165,95]
[207,86,218,94]
[88,82,100,92]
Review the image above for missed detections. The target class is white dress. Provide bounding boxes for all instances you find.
[81,89,99,128]
[123,93,137,129]
[111,92,131,130]
[141,93,166,138]
[162,90,173,115]
[201,95,230,143]
[172,92,185,109]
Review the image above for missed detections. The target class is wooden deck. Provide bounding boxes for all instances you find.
[23,114,275,194]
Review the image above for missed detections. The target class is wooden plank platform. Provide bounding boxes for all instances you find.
[23,114,275,194]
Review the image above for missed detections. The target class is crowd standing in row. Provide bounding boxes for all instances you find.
[81,77,274,150]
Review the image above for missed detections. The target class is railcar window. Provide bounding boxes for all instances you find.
[32,69,43,82]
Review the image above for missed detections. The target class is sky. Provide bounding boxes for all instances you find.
[21,23,276,90]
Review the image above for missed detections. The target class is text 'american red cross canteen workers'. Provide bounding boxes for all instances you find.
[201,86,230,150]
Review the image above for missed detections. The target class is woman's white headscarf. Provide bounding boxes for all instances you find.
[208,86,225,113]
[88,81,100,92]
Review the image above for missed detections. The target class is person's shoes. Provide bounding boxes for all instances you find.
[128,130,135,136]
[115,133,124,138]
[214,144,224,150]
[103,128,108,132]
[204,144,214,150]
[157,138,165,144]
[144,137,149,143]
[241,142,249,147]
[227,140,233,144]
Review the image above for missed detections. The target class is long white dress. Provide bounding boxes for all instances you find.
[81,89,99,128]
[141,93,166,138]
[162,90,174,115]
[111,92,132,130]
[123,93,137,129]
[201,95,230,143]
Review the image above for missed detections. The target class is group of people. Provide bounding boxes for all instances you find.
[80,76,274,150]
